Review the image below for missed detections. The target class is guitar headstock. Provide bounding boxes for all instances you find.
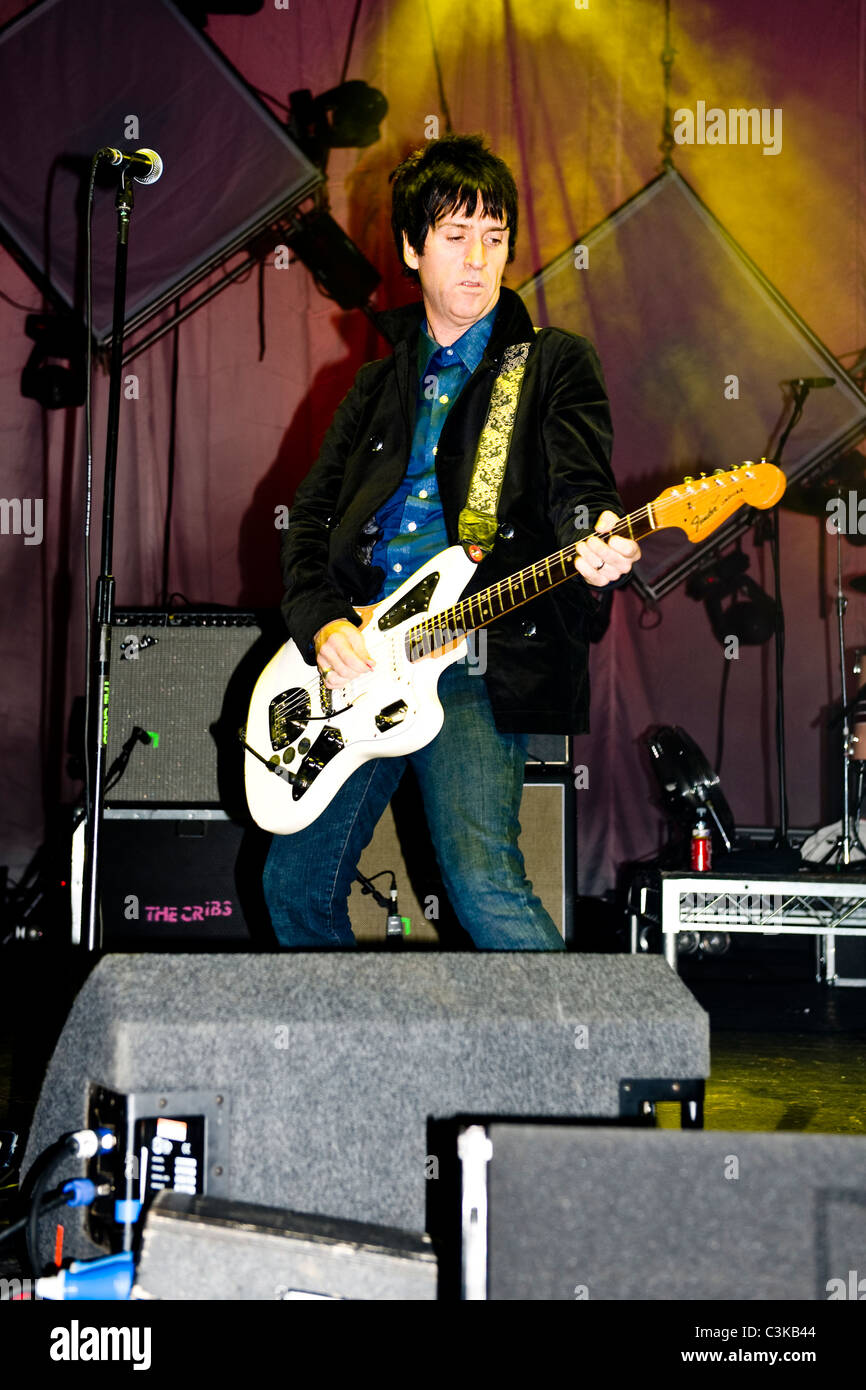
[653,461,787,542]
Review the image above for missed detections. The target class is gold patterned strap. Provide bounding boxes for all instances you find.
[458,337,536,556]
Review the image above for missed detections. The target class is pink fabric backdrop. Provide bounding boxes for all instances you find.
[2,0,866,900]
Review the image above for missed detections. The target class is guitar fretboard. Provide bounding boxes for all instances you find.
[402,465,770,660]
[404,511,650,659]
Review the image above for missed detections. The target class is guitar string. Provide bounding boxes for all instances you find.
[409,469,763,646]
[261,469,766,728]
[265,470,763,725]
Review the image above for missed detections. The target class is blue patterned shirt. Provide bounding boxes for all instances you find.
[370,303,499,598]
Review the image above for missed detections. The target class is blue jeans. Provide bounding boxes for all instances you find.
[263,661,564,950]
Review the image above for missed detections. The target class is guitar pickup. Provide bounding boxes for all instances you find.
[375,700,408,732]
[292,726,345,799]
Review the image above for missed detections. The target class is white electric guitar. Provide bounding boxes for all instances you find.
[244,462,786,834]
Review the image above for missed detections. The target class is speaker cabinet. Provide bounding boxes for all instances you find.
[105,611,282,810]
[134,1193,437,1301]
[460,1124,866,1300]
[23,954,709,1266]
[353,777,572,943]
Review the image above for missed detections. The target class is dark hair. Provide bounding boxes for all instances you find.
[389,133,519,282]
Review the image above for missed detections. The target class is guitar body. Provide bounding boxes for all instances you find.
[245,461,788,835]
[245,544,478,834]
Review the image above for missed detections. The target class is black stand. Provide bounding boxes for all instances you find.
[746,386,809,872]
[81,168,136,952]
[819,521,866,867]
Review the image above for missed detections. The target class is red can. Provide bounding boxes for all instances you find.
[691,811,712,872]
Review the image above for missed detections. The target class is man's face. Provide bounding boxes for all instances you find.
[402,191,510,342]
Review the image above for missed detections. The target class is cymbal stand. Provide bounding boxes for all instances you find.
[820,496,866,864]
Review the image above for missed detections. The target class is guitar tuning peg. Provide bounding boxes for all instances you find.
[683,475,694,483]
[713,468,725,475]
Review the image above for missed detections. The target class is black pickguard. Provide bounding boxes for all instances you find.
[376,573,439,631]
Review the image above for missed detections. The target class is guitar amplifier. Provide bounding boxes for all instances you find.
[105,610,283,808]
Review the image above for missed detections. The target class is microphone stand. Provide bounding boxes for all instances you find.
[754,383,809,871]
[80,166,136,952]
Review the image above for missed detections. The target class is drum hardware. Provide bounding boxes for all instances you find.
[645,724,736,857]
[818,492,866,865]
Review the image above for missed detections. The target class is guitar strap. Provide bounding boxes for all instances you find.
[457,331,538,557]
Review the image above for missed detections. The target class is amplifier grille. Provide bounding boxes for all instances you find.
[106,613,278,806]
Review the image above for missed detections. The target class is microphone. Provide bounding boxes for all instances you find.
[96,147,164,185]
[784,376,836,389]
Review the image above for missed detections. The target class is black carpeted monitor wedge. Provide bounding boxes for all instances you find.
[23,953,708,1270]
[460,1123,866,1301]
[134,1192,438,1301]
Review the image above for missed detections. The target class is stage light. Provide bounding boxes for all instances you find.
[289,82,389,171]
[686,549,777,646]
[282,207,381,312]
[176,1,264,24]
[20,314,86,410]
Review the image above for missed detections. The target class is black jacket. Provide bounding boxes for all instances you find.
[279,285,623,733]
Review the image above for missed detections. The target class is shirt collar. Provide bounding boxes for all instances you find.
[417,301,500,377]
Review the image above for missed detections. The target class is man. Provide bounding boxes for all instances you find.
[263,134,639,949]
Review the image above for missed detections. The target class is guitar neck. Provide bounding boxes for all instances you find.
[408,506,656,651]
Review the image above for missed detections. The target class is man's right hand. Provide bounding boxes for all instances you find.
[314,619,375,688]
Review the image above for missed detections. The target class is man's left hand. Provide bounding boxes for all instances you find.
[574,509,640,587]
